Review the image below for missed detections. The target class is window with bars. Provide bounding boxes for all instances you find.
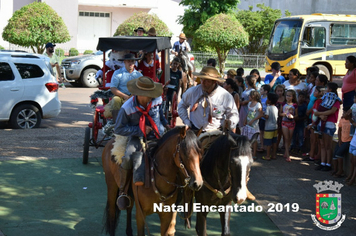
[79,11,110,18]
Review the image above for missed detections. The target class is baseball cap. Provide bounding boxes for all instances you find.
[45,43,56,48]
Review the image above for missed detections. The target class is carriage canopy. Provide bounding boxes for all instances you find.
[96,36,171,52]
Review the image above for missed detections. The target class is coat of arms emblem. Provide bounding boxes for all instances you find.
[311,180,346,230]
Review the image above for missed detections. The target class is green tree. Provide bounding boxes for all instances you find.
[2,2,70,54]
[114,12,172,37]
[195,13,248,73]
[235,3,291,54]
[178,0,240,49]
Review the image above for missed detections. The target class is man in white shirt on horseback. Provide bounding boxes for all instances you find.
[178,66,256,201]
[178,66,238,132]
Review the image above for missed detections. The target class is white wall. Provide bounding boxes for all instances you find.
[44,0,79,50]
[78,5,149,37]
[0,0,14,48]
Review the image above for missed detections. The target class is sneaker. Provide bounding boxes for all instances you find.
[321,166,332,171]
[102,120,115,136]
[59,83,66,88]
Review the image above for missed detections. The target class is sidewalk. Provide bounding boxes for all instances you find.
[250,148,356,236]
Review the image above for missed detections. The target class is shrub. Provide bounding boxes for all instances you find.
[0,45,4,50]
[114,12,172,37]
[69,48,79,56]
[55,48,64,57]
[84,50,93,55]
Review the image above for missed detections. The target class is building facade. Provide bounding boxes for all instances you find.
[2,0,356,52]
[0,0,184,52]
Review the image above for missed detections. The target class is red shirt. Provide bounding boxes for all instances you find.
[313,99,340,123]
[138,60,160,83]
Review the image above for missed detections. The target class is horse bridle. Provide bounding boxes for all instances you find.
[151,135,193,202]
[203,138,239,199]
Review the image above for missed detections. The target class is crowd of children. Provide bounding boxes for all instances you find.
[222,62,356,186]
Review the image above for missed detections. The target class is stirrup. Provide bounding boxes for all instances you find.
[116,194,132,210]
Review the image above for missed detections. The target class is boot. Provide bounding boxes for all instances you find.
[116,165,132,210]
[132,151,145,186]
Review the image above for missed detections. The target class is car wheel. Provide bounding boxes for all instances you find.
[81,68,99,88]
[10,104,41,129]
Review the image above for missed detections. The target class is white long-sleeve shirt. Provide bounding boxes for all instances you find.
[178,85,239,131]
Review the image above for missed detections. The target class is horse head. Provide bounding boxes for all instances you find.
[173,127,203,191]
[229,133,254,204]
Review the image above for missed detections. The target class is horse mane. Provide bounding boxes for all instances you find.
[201,133,251,175]
[151,127,201,156]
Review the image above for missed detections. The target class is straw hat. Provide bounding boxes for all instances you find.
[178,33,187,39]
[227,69,237,77]
[147,27,156,36]
[192,66,224,82]
[127,76,163,98]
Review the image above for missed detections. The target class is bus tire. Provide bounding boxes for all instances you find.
[315,64,331,81]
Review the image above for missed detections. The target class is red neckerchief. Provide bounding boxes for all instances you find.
[135,98,160,139]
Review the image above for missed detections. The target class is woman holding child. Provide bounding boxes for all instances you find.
[314,82,341,171]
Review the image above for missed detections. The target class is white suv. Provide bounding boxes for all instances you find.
[0,50,61,129]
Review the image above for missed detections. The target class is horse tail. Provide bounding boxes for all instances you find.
[102,191,121,236]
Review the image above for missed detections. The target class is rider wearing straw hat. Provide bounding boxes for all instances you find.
[171,33,191,56]
[178,66,239,132]
[178,66,256,201]
[114,76,169,210]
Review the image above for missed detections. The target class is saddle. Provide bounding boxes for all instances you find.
[198,130,223,156]
[111,134,157,187]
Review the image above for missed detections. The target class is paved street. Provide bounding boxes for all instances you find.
[0,84,355,235]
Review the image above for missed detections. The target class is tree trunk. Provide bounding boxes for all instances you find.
[216,48,227,75]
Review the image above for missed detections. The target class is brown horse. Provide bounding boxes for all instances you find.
[194,132,256,236]
[176,50,195,95]
[102,127,203,236]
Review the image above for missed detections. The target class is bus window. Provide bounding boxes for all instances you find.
[302,27,325,47]
[268,20,302,54]
[331,24,356,45]
[301,27,325,55]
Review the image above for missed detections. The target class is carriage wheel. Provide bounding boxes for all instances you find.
[92,109,100,144]
[83,127,90,164]
[170,92,178,128]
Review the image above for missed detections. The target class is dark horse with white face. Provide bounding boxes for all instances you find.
[195,132,255,236]
[102,127,203,236]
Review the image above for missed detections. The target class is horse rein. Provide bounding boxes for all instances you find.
[151,135,192,202]
[202,140,238,199]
